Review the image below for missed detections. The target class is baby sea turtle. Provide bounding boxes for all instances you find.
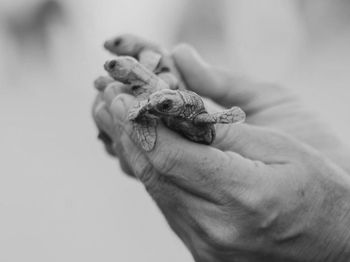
[104,34,185,89]
[104,56,179,99]
[103,56,246,151]
[128,89,245,151]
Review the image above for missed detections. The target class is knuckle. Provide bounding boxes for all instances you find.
[119,158,134,177]
[111,140,124,158]
[152,147,181,175]
[129,150,158,189]
[237,182,273,214]
[198,218,238,251]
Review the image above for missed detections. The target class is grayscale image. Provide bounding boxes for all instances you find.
[1,0,350,261]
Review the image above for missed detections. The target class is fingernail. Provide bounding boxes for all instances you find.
[110,95,127,121]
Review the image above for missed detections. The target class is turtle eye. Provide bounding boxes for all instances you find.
[157,99,173,112]
[114,39,122,46]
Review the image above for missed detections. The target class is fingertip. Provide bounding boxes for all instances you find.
[172,43,209,69]
[171,43,192,57]
[94,76,114,91]
[172,44,218,96]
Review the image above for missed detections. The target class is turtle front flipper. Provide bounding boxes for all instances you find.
[127,100,150,121]
[131,118,158,152]
[194,107,246,124]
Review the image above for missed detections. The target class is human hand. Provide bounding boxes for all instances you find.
[92,41,350,261]
[94,89,350,262]
[170,45,350,174]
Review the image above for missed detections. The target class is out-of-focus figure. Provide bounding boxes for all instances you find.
[2,0,66,58]
[0,0,70,86]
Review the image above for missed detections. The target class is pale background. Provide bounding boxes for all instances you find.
[1,0,350,261]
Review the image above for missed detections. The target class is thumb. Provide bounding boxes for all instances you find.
[171,44,294,114]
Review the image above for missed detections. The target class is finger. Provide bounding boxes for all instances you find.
[97,130,116,156]
[187,98,304,163]
[92,98,113,135]
[138,49,186,91]
[157,72,179,90]
[94,76,114,92]
[112,133,137,177]
[102,81,131,106]
[92,94,116,156]
[213,123,308,164]
[172,44,295,113]
[93,101,123,158]
[138,49,162,72]
[96,124,137,177]
[93,83,131,139]
[93,85,130,158]
[157,56,186,90]
[112,94,260,203]
[118,156,135,177]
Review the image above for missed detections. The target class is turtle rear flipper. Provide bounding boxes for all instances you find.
[194,107,246,124]
[138,50,162,72]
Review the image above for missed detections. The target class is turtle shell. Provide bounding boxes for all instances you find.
[151,90,216,144]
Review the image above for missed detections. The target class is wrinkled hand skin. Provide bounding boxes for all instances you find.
[92,36,350,262]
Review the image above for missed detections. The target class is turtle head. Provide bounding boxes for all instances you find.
[104,57,138,82]
[104,36,124,54]
[147,89,184,116]
[104,35,135,55]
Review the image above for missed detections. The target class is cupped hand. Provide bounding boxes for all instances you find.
[170,45,350,174]
[92,41,350,261]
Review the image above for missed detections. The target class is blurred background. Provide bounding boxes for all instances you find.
[1,0,350,261]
